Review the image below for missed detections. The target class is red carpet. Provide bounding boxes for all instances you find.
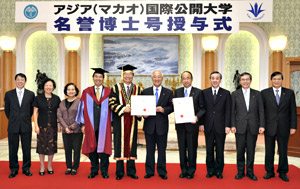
[1,162,300,189]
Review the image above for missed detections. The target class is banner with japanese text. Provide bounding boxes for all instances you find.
[15,1,273,34]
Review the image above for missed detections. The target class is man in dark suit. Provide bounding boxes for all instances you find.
[142,70,173,180]
[231,72,265,181]
[174,71,205,179]
[201,71,231,179]
[4,73,35,178]
[261,72,297,182]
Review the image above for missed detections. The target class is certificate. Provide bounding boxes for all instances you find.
[173,97,195,124]
[131,95,156,116]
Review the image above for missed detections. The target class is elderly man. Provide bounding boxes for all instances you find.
[142,71,173,180]
[109,64,142,180]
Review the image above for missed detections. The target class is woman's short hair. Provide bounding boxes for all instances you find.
[42,78,56,90]
[64,83,79,96]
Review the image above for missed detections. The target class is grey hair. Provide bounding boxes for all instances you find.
[151,70,164,78]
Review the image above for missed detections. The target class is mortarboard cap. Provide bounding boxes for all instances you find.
[117,64,137,72]
[91,68,109,75]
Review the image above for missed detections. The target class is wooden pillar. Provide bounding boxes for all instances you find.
[202,51,218,89]
[65,51,81,92]
[0,51,16,139]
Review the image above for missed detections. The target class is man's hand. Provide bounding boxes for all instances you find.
[200,125,204,132]
[290,129,296,135]
[156,106,164,113]
[124,106,131,113]
[259,127,265,134]
[231,127,236,134]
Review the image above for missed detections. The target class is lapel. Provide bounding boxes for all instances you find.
[157,86,166,105]
[12,89,20,107]
[268,87,278,106]
[20,89,28,108]
[208,88,215,104]
[189,87,195,97]
[178,87,185,98]
[237,88,248,111]
[279,87,286,107]
[249,89,255,111]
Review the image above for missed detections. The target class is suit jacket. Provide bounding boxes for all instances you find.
[231,88,265,135]
[203,87,231,134]
[4,88,35,133]
[174,87,206,132]
[142,86,173,135]
[261,87,297,137]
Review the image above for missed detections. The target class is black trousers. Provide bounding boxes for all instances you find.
[8,132,32,172]
[205,127,226,174]
[145,131,168,176]
[265,132,289,174]
[176,129,199,176]
[62,133,83,170]
[235,126,258,175]
[89,131,109,174]
[116,160,136,176]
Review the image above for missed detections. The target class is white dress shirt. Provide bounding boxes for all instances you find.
[153,85,162,98]
[16,87,25,106]
[94,85,103,98]
[242,88,250,111]
[184,86,192,97]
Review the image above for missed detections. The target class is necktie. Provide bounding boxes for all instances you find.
[213,90,217,102]
[244,89,249,111]
[184,89,188,97]
[18,90,22,106]
[127,86,130,97]
[275,89,280,105]
[96,87,100,100]
[155,88,159,105]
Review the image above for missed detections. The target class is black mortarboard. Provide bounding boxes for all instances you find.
[117,64,137,72]
[91,68,109,75]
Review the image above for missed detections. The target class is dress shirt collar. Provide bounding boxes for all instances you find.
[273,87,282,97]
[184,86,192,96]
[124,83,132,89]
[16,87,25,94]
[211,87,220,95]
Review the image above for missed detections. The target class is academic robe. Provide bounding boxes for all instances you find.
[76,86,112,157]
[109,83,142,160]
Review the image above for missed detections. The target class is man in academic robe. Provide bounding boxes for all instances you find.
[201,71,231,179]
[174,71,206,179]
[76,68,112,179]
[261,72,297,182]
[142,71,173,180]
[109,64,142,180]
[5,73,35,178]
[231,72,265,181]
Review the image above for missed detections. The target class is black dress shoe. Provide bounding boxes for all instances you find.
[216,172,223,179]
[159,175,168,180]
[128,174,139,179]
[186,175,194,179]
[22,170,32,176]
[116,175,123,180]
[235,173,245,180]
[88,172,98,179]
[71,170,77,175]
[263,172,275,179]
[144,174,154,179]
[102,173,109,179]
[279,173,289,182]
[179,173,186,178]
[65,169,72,175]
[246,174,258,181]
[206,172,214,178]
[39,171,45,176]
[47,169,54,175]
[8,171,18,178]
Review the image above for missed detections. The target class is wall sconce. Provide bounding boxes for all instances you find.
[202,36,219,88]
[268,35,287,87]
[0,36,16,107]
[64,36,81,92]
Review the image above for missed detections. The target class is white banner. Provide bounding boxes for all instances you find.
[15,1,273,34]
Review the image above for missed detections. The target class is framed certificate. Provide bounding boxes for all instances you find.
[173,97,195,124]
[131,95,156,116]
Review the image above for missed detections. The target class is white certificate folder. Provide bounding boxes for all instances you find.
[173,97,195,124]
[131,95,156,116]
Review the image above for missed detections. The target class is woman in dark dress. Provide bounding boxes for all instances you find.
[57,83,83,175]
[33,78,61,176]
